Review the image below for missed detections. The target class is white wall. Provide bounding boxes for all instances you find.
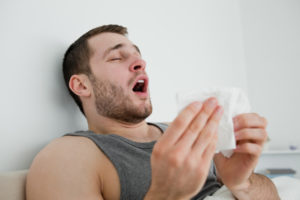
[0,0,279,172]
[240,0,300,149]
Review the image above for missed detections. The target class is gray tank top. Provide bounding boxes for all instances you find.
[64,122,221,200]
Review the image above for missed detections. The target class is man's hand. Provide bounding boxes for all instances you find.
[214,113,268,192]
[144,98,223,200]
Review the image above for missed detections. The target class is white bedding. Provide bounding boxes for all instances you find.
[204,176,300,200]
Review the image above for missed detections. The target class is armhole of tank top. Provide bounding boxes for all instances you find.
[148,122,168,133]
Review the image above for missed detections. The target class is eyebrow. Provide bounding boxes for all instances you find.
[103,43,141,59]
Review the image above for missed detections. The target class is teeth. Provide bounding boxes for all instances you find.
[137,79,144,83]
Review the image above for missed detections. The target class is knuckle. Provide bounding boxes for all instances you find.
[244,128,252,136]
[205,125,214,135]
[212,130,218,141]
[189,121,202,133]
[239,117,249,127]
[195,165,207,178]
[238,129,247,139]
[168,152,183,168]
[173,117,186,129]
[205,124,216,136]
[152,145,164,159]
[186,103,201,115]
[243,143,251,152]
[212,111,222,123]
[211,118,220,128]
[243,143,261,155]
[203,105,213,117]
[185,157,197,170]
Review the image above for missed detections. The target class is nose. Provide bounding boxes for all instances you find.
[129,59,146,72]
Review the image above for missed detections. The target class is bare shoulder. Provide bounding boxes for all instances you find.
[29,136,104,172]
[32,135,103,163]
[26,136,105,200]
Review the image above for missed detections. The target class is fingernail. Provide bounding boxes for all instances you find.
[193,101,202,109]
[207,98,217,108]
[216,106,223,116]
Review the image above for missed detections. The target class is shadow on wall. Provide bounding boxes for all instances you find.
[42,39,87,132]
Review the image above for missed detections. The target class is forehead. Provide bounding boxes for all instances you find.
[88,32,133,56]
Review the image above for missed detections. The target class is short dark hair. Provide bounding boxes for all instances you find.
[62,25,128,115]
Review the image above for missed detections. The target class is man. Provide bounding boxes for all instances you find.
[26,25,279,200]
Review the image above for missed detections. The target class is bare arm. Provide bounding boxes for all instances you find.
[230,173,279,200]
[26,137,104,200]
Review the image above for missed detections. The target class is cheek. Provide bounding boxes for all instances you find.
[94,64,131,89]
[110,72,131,89]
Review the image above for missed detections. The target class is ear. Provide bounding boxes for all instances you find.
[69,74,91,98]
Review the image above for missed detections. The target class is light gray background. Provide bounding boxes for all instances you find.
[0,0,299,171]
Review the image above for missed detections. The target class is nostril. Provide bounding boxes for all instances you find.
[134,65,142,70]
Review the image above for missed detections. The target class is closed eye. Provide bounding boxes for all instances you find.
[109,58,122,61]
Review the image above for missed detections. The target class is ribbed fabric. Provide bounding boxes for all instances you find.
[64,122,221,200]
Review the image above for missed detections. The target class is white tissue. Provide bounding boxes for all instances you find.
[176,87,251,158]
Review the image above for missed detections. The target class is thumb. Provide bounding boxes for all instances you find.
[213,152,227,166]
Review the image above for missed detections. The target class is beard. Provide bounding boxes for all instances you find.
[90,76,152,124]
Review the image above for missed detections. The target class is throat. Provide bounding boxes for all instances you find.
[116,123,162,143]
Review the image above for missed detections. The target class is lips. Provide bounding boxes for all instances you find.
[132,75,149,95]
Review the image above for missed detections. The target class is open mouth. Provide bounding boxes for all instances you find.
[132,77,148,93]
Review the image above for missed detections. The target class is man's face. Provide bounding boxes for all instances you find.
[87,32,152,123]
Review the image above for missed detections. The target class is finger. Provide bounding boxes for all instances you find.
[234,142,263,156]
[233,113,267,131]
[235,128,268,144]
[175,98,218,150]
[192,106,223,155]
[202,129,218,162]
[213,152,226,167]
[159,101,202,147]
[191,130,218,178]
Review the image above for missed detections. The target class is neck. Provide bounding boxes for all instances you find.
[87,115,161,143]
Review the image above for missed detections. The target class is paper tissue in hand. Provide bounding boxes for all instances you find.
[176,87,251,158]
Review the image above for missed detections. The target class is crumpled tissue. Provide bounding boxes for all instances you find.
[176,87,251,158]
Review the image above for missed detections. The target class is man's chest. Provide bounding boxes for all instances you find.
[97,146,153,200]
